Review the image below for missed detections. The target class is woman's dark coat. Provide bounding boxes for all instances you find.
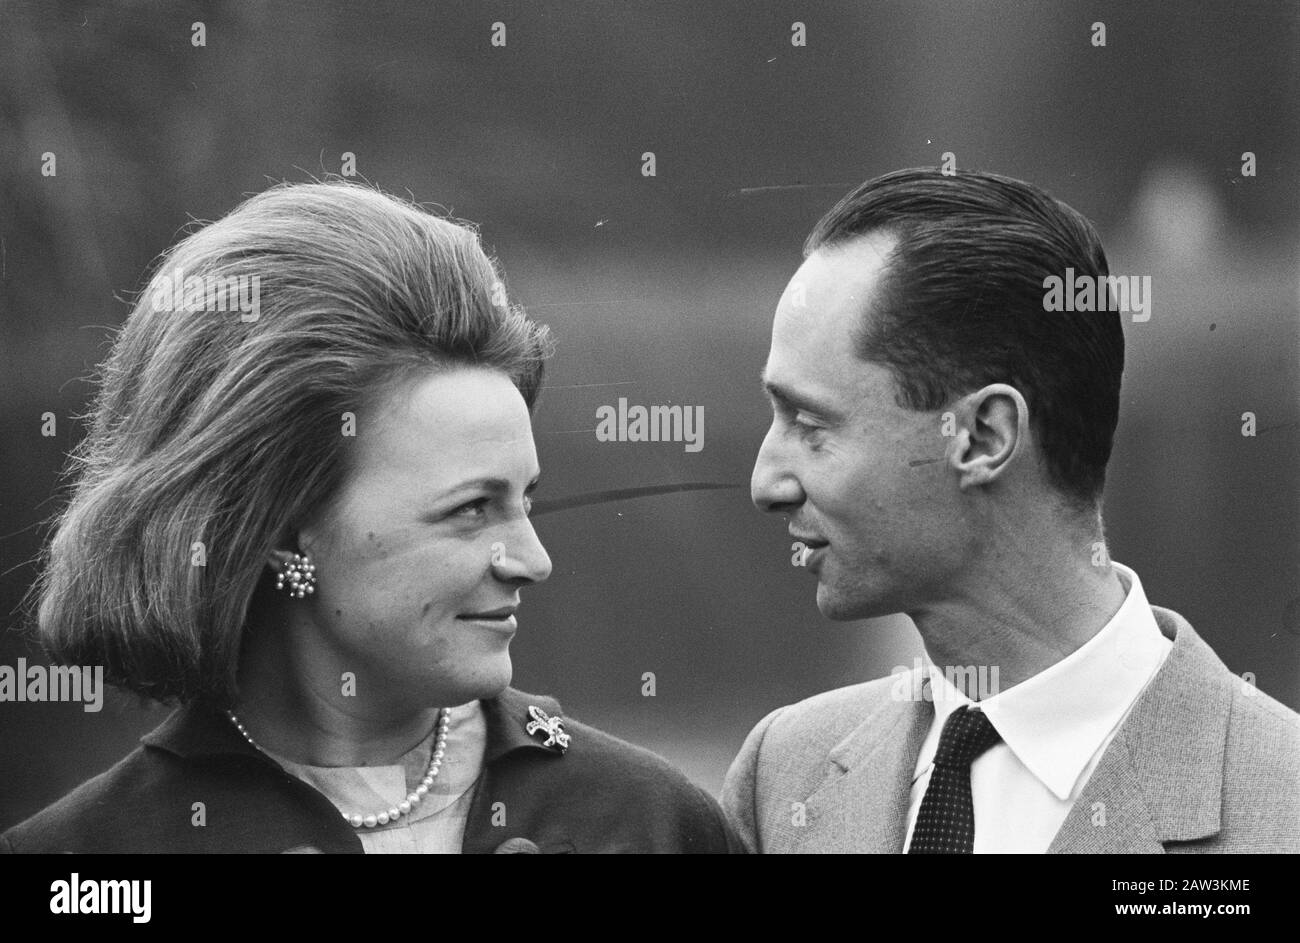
[1,688,740,854]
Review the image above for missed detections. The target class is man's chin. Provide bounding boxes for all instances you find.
[816,585,857,621]
[815,583,876,621]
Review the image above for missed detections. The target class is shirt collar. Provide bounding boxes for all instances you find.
[923,562,1171,800]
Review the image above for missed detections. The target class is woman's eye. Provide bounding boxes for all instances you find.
[453,498,489,517]
[523,495,533,516]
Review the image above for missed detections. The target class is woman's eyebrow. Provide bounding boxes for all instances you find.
[529,482,739,517]
[441,476,540,496]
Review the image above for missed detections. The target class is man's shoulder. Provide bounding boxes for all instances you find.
[1221,671,1300,795]
[758,675,908,752]
[724,674,913,796]
[1140,606,1300,850]
[1151,605,1300,756]
[720,674,919,853]
[1232,684,1300,737]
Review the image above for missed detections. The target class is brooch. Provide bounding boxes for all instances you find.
[525,705,571,754]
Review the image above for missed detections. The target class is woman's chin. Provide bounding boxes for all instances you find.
[468,655,514,701]
[422,655,513,707]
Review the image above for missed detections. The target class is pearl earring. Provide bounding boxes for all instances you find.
[275,552,317,598]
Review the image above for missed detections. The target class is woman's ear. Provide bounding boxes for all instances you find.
[266,546,298,570]
[266,520,311,569]
[947,383,1029,491]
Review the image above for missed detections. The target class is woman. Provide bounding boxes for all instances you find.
[1,181,737,854]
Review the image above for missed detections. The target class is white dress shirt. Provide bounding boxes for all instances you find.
[903,562,1173,853]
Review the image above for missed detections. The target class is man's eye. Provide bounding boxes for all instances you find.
[792,415,823,436]
[523,495,534,516]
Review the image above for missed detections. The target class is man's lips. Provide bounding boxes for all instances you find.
[790,533,828,548]
[790,533,829,570]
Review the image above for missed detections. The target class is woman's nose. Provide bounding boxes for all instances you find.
[489,519,552,584]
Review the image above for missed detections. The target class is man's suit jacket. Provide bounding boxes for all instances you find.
[2,687,741,854]
[722,607,1300,853]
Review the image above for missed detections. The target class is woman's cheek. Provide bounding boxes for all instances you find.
[408,543,481,617]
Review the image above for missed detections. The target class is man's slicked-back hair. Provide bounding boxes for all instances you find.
[805,167,1124,509]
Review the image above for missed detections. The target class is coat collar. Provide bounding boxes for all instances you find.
[141,687,567,767]
[137,688,570,854]
[481,688,566,763]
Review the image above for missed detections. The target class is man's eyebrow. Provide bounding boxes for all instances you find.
[760,372,841,418]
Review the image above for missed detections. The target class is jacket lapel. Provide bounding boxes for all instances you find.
[1047,734,1168,853]
[1049,609,1229,853]
[793,681,932,853]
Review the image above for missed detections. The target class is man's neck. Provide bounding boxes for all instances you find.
[911,545,1129,697]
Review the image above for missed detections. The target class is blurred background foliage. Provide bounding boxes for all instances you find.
[1,0,1296,825]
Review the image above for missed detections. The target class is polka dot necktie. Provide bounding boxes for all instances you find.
[907,705,1002,854]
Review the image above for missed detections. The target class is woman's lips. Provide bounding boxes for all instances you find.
[457,608,518,633]
[461,606,516,619]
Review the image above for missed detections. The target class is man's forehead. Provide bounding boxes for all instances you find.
[787,232,896,311]
[763,317,858,420]
[767,232,899,412]
[773,236,893,350]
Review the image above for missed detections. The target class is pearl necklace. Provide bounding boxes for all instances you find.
[225,707,451,829]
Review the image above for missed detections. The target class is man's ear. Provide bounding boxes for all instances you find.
[946,383,1029,491]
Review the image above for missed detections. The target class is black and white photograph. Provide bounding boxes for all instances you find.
[0,0,1296,917]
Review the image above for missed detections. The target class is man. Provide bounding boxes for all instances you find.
[723,168,1300,853]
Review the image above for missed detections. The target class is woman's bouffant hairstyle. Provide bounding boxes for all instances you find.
[32,180,552,706]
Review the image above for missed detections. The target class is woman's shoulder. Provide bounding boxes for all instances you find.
[1,744,173,854]
[471,689,743,853]
[559,714,706,791]
[481,688,698,788]
[1,705,358,855]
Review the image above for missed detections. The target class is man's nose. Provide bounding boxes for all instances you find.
[751,423,804,514]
